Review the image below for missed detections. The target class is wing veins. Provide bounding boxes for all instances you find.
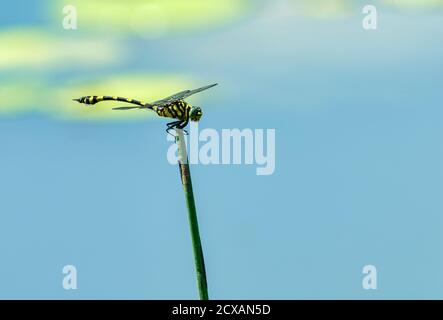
[152,83,217,107]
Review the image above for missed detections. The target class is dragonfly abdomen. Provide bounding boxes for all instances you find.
[77,96,145,106]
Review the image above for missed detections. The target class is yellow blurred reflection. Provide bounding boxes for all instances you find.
[0,81,43,114]
[0,28,123,70]
[53,0,252,38]
[290,0,353,18]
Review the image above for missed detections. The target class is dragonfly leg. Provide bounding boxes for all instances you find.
[177,119,189,135]
[178,119,189,129]
[166,121,182,137]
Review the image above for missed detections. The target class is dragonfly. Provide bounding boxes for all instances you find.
[73,83,218,135]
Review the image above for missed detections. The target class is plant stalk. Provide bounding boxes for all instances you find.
[175,129,209,300]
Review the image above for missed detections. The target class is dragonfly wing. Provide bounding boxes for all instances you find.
[152,83,218,107]
[151,90,189,107]
[112,106,141,110]
[183,83,218,99]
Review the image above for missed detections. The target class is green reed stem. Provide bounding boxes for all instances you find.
[175,129,209,300]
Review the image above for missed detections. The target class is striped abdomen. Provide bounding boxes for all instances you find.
[78,96,145,106]
[155,100,190,120]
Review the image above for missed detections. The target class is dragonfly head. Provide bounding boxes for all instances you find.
[189,106,203,122]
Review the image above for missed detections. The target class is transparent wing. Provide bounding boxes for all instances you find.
[112,106,141,110]
[152,83,217,107]
[112,104,153,111]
